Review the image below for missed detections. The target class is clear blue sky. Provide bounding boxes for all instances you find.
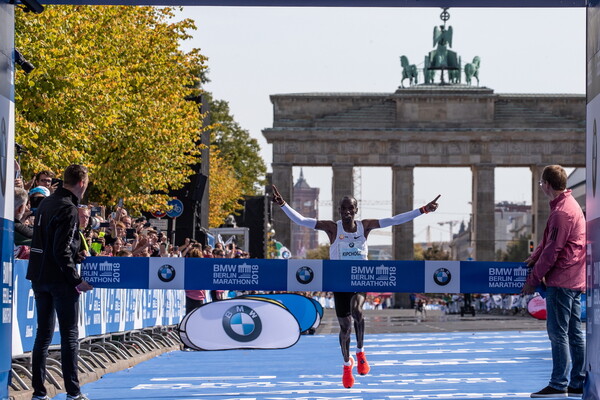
[176,7,586,245]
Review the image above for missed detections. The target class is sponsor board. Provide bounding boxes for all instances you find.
[425,261,460,294]
[461,262,528,293]
[179,298,300,351]
[82,257,149,288]
[149,257,185,289]
[287,259,323,291]
[324,260,422,292]
[11,260,185,356]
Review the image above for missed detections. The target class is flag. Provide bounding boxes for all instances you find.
[275,241,292,259]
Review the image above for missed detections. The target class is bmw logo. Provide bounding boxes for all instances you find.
[349,242,355,248]
[158,264,176,282]
[433,268,451,286]
[223,305,262,342]
[296,266,314,284]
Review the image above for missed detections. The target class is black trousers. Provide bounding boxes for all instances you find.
[31,281,81,397]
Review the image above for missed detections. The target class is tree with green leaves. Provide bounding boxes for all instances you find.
[414,243,451,260]
[15,6,207,212]
[305,244,330,260]
[208,94,267,195]
[496,235,530,262]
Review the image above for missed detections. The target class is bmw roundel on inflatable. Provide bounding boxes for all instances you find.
[178,298,301,351]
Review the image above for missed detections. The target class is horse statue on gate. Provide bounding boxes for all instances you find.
[400,55,418,87]
[464,56,481,86]
[448,56,461,84]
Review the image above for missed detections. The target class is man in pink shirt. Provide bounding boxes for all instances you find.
[523,165,586,399]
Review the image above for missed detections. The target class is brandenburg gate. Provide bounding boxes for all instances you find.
[263,86,585,261]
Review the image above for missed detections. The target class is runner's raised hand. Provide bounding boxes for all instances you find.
[272,185,285,206]
[424,194,441,213]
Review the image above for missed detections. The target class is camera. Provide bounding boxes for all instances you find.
[14,49,35,73]
[89,217,108,230]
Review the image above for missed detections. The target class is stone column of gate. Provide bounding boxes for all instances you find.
[392,165,415,308]
[471,164,496,261]
[272,162,293,249]
[392,165,415,260]
[331,163,354,218]
[530,164,550,247]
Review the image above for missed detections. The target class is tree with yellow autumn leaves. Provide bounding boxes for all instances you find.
[15,6,265,225]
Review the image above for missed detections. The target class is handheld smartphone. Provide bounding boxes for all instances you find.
[99,222,110,228]
[125,228,135,239]
[51,178,63,187]
[117,198,124,208]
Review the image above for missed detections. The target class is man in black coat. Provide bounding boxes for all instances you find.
[27,164,93,400]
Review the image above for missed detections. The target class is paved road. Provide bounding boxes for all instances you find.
[316,309,549,335]
[55,329,555,400]
[49,309,553,399]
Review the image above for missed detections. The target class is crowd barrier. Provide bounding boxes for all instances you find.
[12,260,186,357]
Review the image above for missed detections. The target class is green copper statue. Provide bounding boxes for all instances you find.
[400,8,481,87]
[464,56,481,86]
[400,56,418,87]
[423,8,459,84]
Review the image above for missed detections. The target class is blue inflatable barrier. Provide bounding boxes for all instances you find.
[244,293,319,332]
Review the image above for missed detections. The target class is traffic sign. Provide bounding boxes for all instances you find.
[166,199,184,218]
[152,210,167,218]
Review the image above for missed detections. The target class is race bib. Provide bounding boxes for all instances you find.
[338,241,367,260]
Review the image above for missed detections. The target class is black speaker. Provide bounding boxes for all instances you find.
[190,174,207,202]
[235,196,267,258]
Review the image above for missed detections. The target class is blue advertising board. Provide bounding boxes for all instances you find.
[81,257,534,294]
[12,260,186,357]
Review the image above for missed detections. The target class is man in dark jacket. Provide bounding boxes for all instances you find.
[27,164,93,400]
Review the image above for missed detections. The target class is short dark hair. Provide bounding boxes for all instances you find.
[542,165,567,191]
[339,196,358,207]
[35,170,55,180]
[63,164,88,186]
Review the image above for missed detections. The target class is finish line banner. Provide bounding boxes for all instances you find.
[81,257,529,294]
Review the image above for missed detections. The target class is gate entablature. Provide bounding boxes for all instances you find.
[269,88,584,130]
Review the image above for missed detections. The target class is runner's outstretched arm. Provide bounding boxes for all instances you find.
[272,185,337,241]
[362,195,441,233]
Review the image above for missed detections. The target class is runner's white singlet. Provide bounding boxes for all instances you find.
[329,220,368,261]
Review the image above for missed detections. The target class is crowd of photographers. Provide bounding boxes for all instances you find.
[13,168,250,261]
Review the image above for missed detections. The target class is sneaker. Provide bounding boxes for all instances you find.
[567,386,583,397]
[32,396,50,400]
[342,363,354,388]
[356,351,370,375]
[67,394,90,400]
[531,385,568,398]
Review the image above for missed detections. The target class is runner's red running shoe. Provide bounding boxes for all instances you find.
[356,351,370,375]
[342,356,355,388]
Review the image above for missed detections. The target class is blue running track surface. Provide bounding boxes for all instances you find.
[53,330,552,400]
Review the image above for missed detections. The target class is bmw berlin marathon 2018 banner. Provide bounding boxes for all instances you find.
[81,257,534,294]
